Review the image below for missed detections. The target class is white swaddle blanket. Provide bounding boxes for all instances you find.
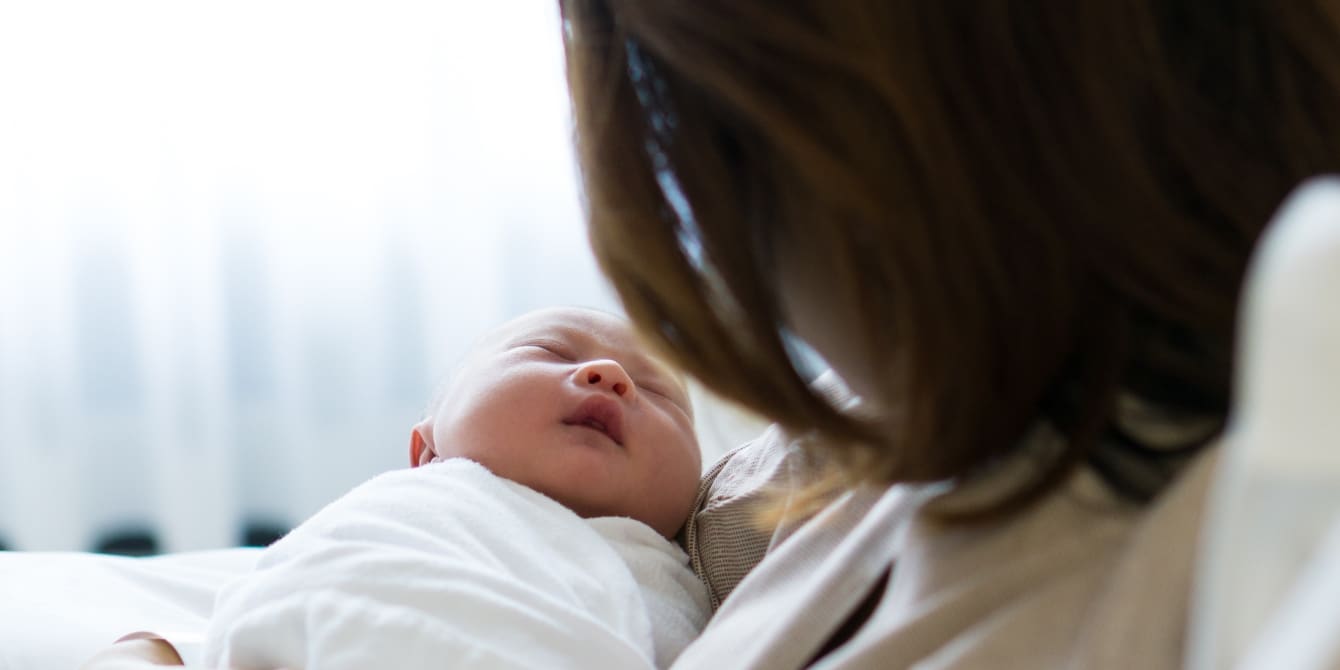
[204,458,709,669]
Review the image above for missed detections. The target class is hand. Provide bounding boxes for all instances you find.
[81,634,295,670]
[81,638,184,669]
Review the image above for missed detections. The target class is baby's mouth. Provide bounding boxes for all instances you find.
[579,417,609,435]
[562,396,625,446]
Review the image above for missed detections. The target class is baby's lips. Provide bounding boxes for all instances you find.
[563,395,625,446]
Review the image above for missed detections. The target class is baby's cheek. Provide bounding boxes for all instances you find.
[663,440,702,511]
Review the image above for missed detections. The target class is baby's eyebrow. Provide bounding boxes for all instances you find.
[526,325,583,345]
[509,334,571,350]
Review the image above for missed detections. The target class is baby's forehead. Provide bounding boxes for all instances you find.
[497,307,632,342]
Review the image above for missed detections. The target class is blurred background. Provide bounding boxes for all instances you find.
[0,1,763,554]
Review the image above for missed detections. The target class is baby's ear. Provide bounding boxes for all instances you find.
[409,420,437,468]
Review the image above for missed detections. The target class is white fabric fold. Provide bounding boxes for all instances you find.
[204,458,706,669]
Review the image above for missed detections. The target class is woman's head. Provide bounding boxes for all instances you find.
[560,1,1340,515]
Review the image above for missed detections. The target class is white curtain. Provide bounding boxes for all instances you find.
[0,1,629,552]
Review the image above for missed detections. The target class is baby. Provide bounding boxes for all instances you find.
[200,307,709,669]
[410,305,703,539]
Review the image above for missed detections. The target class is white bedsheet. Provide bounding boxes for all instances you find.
[0,547,261,670]
[0,460,708,670]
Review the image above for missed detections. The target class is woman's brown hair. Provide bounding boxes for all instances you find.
[559,1,1340,518]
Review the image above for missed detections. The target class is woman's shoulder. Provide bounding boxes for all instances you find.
[684,371,859,608]
[680,439,1221,670]
[683,424,814,610]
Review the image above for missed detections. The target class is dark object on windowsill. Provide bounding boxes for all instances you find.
[94,529,159,556]
[240,521,290,548]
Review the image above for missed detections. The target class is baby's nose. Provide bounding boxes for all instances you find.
[580,361,633,397]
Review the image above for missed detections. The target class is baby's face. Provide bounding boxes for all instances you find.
[411,307,701,538]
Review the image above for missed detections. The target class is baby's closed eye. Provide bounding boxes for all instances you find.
[520,340,577,361]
